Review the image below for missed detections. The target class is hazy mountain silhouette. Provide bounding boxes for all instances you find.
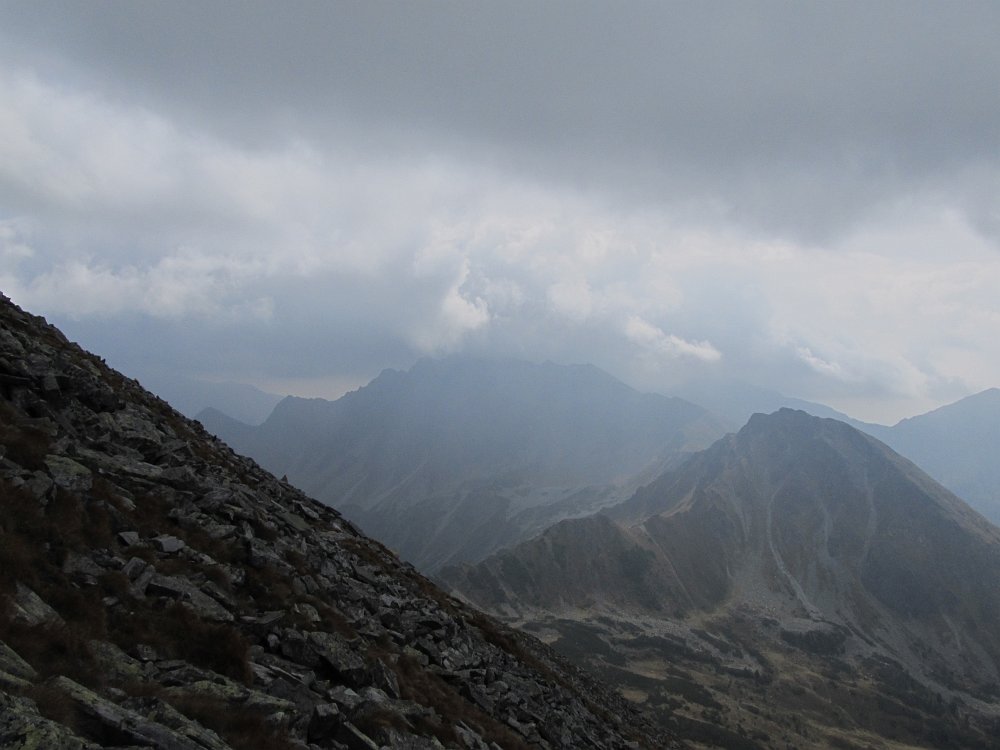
[674,377,872,431]
[138,373,283,425]
[865,388,1000,524]
[199,356,724,572]
[446,409,1000,747]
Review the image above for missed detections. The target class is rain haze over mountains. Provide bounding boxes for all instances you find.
[3,3,1000,749]
[4,2,1000,424]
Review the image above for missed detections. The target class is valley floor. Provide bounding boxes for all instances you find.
[508,609,1000,750]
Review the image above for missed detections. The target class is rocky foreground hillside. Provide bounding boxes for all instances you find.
[0,292,667,749]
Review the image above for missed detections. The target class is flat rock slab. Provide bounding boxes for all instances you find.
[50,675,218,750]
[0,692,100,750]
[145,574,233,622]
[0,639,38,681]
[44,455,92,491]
[152,535,186,553]
[11,583,62,627]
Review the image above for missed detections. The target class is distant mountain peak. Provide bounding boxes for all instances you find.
[460,402,1000,648]
[447,400,1000,747]
[204,353,725,572]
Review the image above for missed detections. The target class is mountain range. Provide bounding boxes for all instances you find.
[201,360,1000,551]
[136,373,283,425]
[4,289,1000,749]
[444,409,1000,748]
[199,357,724,571]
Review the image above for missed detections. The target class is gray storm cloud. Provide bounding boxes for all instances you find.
[5,1,999,238]
[1,1,999,422]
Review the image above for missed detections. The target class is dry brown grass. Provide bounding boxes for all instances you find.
[0,480,114,687]
[159,690,297,750]
[26,681,77,722]
[0,480,49,588]
[109,602,252,685]
[0,620,102,685]
[45,489,116,560]
[0,399,52,470]
[130,492,174,538]
[393,653,532,750]
[25,682,96,739]
[283,548,308,572]
[241,560,294,610]
[353,703,413,738]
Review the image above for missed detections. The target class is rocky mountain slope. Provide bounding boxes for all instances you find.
[200,357,723,572]
[445,410,1000,748]
[0,292,668,750]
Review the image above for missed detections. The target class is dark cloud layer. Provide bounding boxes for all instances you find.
[2,2,999,422]
[6,2,1000,238]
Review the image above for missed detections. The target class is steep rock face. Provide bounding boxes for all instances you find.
[0,293,667,750]
[201,356,722,572]
[446,410,1000,748]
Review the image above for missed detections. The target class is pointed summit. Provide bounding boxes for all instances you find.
[448,409,1000,746]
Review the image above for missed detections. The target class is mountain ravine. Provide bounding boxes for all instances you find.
[0,291,669,748]
[445,409,1000,749]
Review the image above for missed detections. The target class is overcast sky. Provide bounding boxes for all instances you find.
[2,1,999,423]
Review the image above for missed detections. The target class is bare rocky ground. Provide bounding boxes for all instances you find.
[0,292,672,750]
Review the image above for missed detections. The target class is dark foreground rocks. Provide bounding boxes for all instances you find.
[0,292,672,750]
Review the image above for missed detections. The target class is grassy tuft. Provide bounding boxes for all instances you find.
[109,602,252,685]
[393,654,531,750]
[160,691,297,750]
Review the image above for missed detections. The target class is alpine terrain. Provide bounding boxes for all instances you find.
[199,357,722,572]
[446,409,1000,748]
[0,292,666,749]
[675,378,1000,527]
